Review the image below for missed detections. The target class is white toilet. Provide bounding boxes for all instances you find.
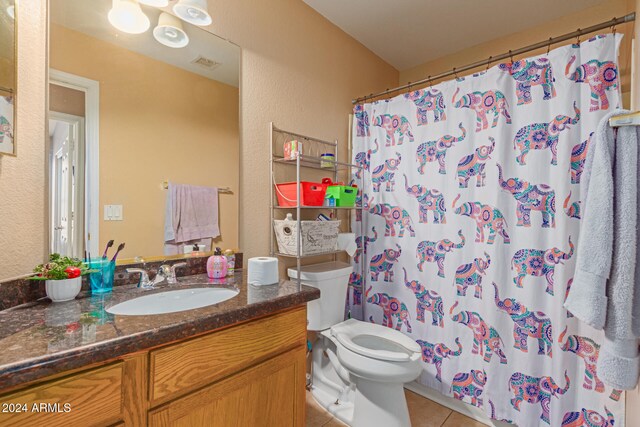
[288,262,422,427]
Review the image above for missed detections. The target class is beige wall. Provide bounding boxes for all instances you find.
[203,0,399,262]
[50,25,240,260]
[400,0,636,107]
[0,0,47,281]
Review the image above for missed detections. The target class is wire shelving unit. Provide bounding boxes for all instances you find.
[269,123,364,290]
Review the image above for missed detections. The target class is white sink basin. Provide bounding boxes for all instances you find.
[106,287,239,316]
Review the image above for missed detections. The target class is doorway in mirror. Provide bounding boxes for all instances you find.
[49,111,85,258]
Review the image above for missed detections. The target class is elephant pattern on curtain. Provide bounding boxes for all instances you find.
[349,34,624,427]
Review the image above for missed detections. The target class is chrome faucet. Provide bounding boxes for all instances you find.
[127,262,188,289]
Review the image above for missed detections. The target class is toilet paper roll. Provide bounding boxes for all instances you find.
[337,233,357,257]
[247,257,279,286]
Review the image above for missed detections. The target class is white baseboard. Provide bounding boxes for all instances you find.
[404,381,512,427]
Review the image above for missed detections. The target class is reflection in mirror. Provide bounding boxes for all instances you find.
[48,0,240,263]
[0,0,15,155]
[48,0,240,259]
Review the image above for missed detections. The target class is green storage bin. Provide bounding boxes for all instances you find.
[325,185,357,207]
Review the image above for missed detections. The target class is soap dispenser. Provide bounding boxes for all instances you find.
[207,247,228,279]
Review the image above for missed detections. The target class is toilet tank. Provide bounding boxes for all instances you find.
[288,261,353,331]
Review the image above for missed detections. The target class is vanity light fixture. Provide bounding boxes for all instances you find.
[7,4,14,19]
[138,0,169,7]
[173,0,212,26]
[108,0,150,35]
[153,12,189,48]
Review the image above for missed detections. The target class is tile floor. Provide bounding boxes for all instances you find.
[306,389,486,427]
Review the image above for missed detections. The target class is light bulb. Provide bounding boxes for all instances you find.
[173,0,212,26]
[153,12,189,48]
[108,0,150,34]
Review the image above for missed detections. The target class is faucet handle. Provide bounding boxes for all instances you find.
[158,264,171,278]
[168,262,187,284]
[127,268,152,288]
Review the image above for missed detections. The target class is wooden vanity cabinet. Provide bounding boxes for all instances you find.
[0,306,307,427]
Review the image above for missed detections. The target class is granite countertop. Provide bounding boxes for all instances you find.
[0,272,319,390]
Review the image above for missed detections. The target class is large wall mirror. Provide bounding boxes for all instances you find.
[0,0,15,156]
[47,0,240,263]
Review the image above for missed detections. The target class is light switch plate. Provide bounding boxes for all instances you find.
[104,205,123,221]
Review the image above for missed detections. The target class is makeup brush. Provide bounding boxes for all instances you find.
[111,243,125,263]
[102,240,114,259]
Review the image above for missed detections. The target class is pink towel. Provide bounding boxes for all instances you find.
[164,183,219,246]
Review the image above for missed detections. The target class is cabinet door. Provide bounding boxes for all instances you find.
[0,363,124,427]
[150,306,306,405]
[148,346,306,427]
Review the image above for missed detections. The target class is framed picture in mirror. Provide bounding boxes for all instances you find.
[0,0,16,156]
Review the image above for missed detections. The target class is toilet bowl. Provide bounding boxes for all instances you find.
[288,262,422,427]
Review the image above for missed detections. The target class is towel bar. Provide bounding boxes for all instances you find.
[162,181,233,194]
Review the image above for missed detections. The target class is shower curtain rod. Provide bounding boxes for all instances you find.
[352,13,636,104]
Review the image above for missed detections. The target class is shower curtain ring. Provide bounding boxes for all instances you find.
[612,20,617,35]
[576,29,581,45]
[546,38,553,55]
[509,50,514,64]
[453,68,459,80]
[486,56,492,71]
[427,76,433,90]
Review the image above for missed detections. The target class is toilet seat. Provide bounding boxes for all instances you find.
[331,319,421,362]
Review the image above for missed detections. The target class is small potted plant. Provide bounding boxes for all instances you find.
[31,254,92,302]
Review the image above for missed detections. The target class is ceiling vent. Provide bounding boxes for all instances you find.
[191,56,221,70]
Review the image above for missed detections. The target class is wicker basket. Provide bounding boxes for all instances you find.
[273,219,341,256]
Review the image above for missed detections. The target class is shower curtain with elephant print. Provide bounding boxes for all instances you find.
[349,34,624,427]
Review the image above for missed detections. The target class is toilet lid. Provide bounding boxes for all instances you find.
[331,319,421,362]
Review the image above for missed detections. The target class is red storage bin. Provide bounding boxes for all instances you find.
[275,181,328,206]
